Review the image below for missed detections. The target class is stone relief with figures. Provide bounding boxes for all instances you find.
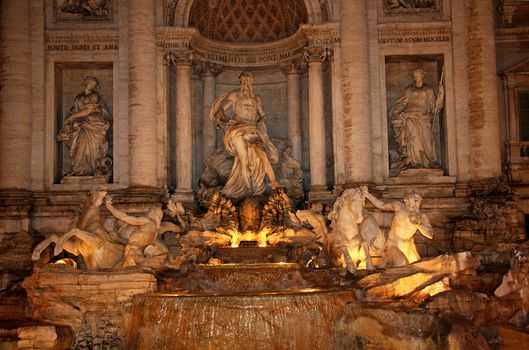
[385,0,438,11]
[55,0,112,21]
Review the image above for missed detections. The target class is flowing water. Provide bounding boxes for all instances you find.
[128,289,357,350]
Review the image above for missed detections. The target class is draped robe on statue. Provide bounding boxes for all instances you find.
[60,91,112,176]
[211,89,279,200]
[391,84,439,168]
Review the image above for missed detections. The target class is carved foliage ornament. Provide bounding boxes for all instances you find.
[303,47,331,63]
[164,50,194,66]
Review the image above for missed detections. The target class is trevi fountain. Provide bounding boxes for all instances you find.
[0,0,529,349]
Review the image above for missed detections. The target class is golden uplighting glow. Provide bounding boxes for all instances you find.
[225,226,274,247]
[53,258,77,268]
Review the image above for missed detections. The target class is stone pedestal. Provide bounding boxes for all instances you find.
[60,175,110,185]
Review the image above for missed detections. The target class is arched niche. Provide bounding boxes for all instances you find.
[170,0,326,28]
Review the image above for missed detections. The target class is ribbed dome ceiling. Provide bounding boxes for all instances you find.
[189,0,308,43]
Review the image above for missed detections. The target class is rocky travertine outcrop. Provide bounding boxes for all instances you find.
[22,266,156,349]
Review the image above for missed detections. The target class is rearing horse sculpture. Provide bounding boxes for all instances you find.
[328,187,386,273]
[32,190,125,270]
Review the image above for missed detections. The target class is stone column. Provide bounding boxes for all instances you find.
[304,47,329,194]
[465,0,502,179]
[0,0,32,190]
[128,0,158,188]
[166,51,194,201]
[328,46,345,188]
[280,60,304,162]
[202,64,222,161]
[340,0,372,185]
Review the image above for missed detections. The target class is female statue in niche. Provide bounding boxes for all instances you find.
[209,72,281,200]
[390,68,444,172]
[58,76,112,177]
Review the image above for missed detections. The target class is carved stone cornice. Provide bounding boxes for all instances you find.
[378,23,451,44]
[496,27,529,42]
[164,50,193,66]
[299,23,341,46]
[156,24,340,68]
[156,27,197,50]
[303,47,328,64]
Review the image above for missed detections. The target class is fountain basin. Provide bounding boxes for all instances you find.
[159,263,344,293]
[127,289,357,350]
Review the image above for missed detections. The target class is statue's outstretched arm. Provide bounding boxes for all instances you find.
[417,214,434,239]
[105,198,150,226]
[364,192,396,212]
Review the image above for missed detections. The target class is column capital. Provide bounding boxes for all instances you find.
[303,47,329,64]
[193,61,223,78]
[279,58,307,75]
[326,48,335,62]
[164,50,193,66]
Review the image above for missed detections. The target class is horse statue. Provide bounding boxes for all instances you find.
[328,187,386,273]
[32,190,125,270]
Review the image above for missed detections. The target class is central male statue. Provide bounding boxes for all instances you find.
[210,72,280,200]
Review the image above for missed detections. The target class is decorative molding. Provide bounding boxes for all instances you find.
[300,23,341,46]
[378,23,451,44]
[496,27,529,42]
[156,27,196,50]
[45,30,118,52]
[156,24,340,68]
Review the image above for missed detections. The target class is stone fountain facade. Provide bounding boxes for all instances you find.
[1,0,529,349]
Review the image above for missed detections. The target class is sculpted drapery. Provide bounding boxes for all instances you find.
[210,72,280,200]
[391,69,444,170]
[58,76,112,177]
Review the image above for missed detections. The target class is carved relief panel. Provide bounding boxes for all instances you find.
[46,0,116,29]
[54,0,112,21]
[385,55,445,177]
[54,63,114,184]
[384,0,439,13]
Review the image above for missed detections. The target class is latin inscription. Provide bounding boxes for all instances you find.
[47,43,118,51]
[379,35,450,44]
